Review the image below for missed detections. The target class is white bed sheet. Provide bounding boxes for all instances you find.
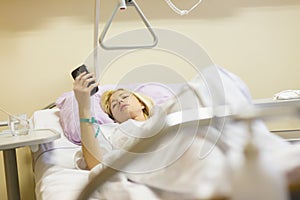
[33,108,89,200]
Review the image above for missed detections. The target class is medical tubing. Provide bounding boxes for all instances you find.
[0,106,27,124]
[0,106,15,118]
[80,117,101,138]
[164,0,203,15]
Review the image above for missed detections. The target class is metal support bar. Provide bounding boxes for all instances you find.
[94,0,100,79]
[3,149,20,200]
[99,0,158,50]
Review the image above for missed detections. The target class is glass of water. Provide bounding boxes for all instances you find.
[8,114,30,136]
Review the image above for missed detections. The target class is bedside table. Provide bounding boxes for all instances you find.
[0,128,60,200]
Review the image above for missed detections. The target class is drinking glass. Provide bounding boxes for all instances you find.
[8,114,30,136]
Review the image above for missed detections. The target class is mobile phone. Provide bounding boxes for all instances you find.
[71,64,99,96]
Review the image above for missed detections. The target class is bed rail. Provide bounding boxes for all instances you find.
[0,121,8,127]
[42,102,56,110]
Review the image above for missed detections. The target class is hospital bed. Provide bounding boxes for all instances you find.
[32,72,300,200]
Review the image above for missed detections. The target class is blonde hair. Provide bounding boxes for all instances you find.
[100,88,154,121]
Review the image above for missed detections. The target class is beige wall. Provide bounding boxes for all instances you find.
[0,0,299,199]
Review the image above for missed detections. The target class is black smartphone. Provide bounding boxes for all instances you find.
[71,64,99,96]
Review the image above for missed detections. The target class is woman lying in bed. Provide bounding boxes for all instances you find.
[72,68,294,199]
[73,72,156,169]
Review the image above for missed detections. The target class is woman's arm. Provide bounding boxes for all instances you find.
[73,72,102,169]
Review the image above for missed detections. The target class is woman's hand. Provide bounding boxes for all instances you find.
[73,72,98,116]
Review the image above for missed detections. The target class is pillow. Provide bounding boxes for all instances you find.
[56,82,183,145]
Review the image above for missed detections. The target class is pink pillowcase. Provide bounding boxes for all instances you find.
[56,83,183,145]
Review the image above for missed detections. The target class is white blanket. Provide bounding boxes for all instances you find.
[77,66,294,200]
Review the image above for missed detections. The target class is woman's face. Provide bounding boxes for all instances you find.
[109,90,145,123]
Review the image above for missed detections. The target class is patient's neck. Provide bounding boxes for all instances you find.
[131,111,147,122]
